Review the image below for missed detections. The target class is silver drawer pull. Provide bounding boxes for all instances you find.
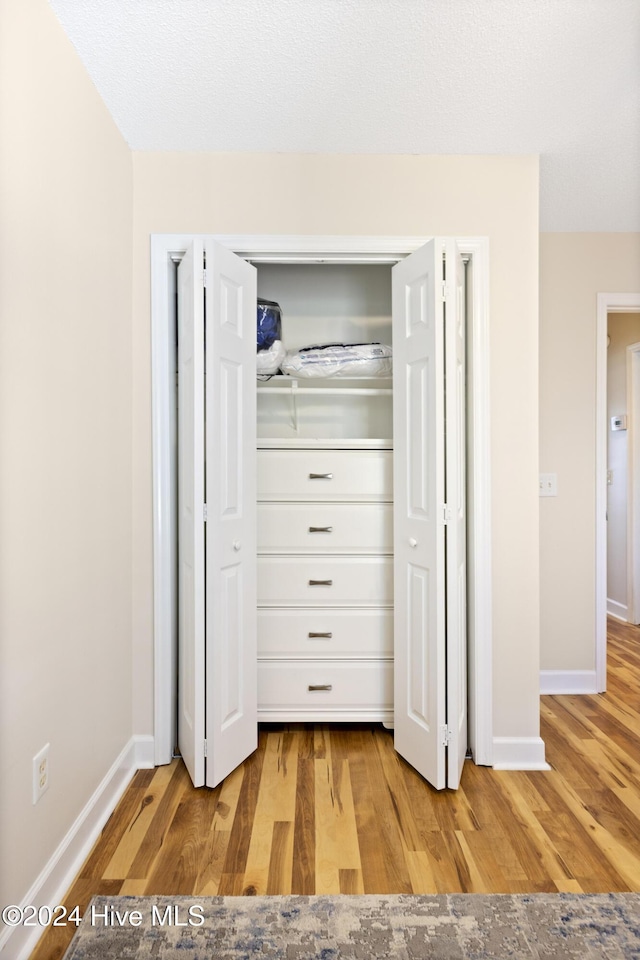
[309,473,333,480]
[308,579,333,586]
[308,684,332,692]
[308,631,333,639]
[309,526,333,533]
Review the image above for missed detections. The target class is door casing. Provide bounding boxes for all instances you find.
[596,293,640,689]
[627,342,640,625]
[150,234,493,768]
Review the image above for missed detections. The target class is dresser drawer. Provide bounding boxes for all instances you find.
[257,450,392,502]
[257,557,393,607]
[258,660,393,719]
[257,608,393,659]
[257,503,393,555]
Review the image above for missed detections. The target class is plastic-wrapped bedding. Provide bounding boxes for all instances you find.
[257,300,282,350]
[281,342,392,379]
[256,339,286,375]
[256,299,285,375]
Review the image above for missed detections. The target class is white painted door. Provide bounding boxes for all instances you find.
[177,240,206,787]
[392,239,466,790]
[204,239,258,787]
[444,240,468,789]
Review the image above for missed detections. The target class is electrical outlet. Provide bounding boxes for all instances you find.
[33,744,50,804]
[539,473,558,497]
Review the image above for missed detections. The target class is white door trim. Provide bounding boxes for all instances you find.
[596,292,640,690]
[151,234,493,767]
[627,341,640,625]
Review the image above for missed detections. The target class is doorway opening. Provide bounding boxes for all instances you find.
[596,293,640,688]
[606,316,640,624]
[151,235,493,775]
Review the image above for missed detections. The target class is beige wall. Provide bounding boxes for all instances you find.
[539,234,640,671]
[132,152,542,741]
[0,0,133,910]
[3,0,638,921]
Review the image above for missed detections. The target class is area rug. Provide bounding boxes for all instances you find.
[61,893,640,959]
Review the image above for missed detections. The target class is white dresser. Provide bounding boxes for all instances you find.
[256,447,394,721]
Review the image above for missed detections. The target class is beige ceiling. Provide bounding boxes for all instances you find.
[48,0,640,231]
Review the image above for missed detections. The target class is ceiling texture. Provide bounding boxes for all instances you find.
[47,0,639,232]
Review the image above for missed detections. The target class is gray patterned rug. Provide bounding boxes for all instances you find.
[61,893,640,958]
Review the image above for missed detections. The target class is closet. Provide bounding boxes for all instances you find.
[256,262,395,729]
[177,237,467,795]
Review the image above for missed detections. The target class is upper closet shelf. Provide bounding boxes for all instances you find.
[257,375,392,398]
[257,374,393,440]
[257,438,393,450]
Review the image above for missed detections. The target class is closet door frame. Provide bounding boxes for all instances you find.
[150,234,493,768]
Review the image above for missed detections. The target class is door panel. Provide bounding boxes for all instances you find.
[205,239,258,788]
[408,562,430,724]
[393,240,446,789]
[177,240,206,787]
[407,359,431,517]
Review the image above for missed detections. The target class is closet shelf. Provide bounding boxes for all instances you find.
[257,375,392,397]
[259,375,392,381]
[258,375,392,382]
[257,439,393,450]
[257,375,392,432]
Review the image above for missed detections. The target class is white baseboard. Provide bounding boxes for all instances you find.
[1,735,155,960]
[492,736,550,771]
[607,598,628,621]
[540,670,598,695]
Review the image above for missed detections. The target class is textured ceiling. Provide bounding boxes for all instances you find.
[48,0,640,231]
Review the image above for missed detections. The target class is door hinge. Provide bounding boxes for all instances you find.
[203,503,208,522]
[441,280,447,302]
[441,724,452,746]
[203,739,208,757]
[442,503,452,524]
[203,268,207,286]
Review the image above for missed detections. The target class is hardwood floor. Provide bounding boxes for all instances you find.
[31,619,640,958]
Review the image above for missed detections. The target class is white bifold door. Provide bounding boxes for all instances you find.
[178,238,258,788]
[392,239,467,790]
[178,237,466,791]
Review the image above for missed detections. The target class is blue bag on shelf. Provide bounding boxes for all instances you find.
[257,299,282,351]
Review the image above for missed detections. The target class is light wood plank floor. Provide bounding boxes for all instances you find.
[31,618,640,959]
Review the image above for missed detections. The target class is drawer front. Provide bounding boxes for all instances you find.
[258,660,393,713]
[257,557,393,606]
[257,450,392,502]
[258,503,393,555]
[258,608,393,659]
